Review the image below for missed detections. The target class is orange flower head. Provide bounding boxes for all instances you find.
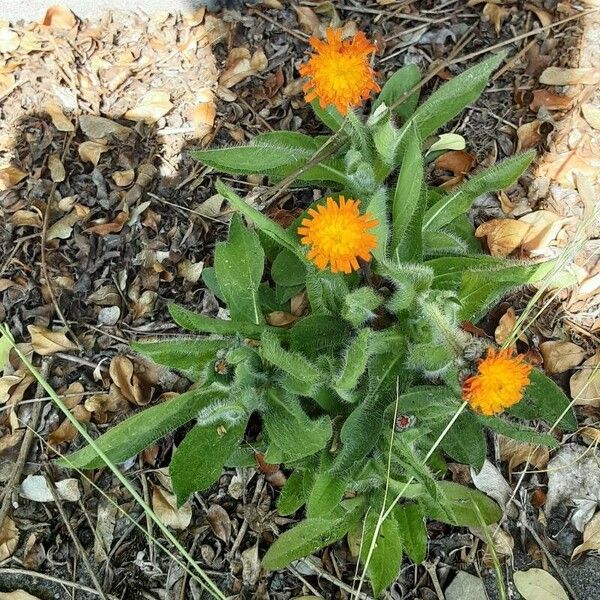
[299,28,380,115]
[462,348,532,416]
[297,196,378,274]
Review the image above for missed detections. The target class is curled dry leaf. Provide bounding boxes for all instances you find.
[11,210,43,229]
[42,5,77,29]
[524,2,553,28]
[293,5,321,36]
[85,211,128,235]
[220,48,256,89]
[475,218,530,257]
[79,115,132,141]
[206,504,231,543]
[495,307,527,346]
[539,67,600,86]
[581,103,600,130]
[471,524,514,563]
[28,325,77,355]
[44,102,75,132]
[570,350,600,406]
[124,90,173,124]
[0,165,27,190]
[177,259,204,283]
[48,153,66,182]
[94,498,119,563]
[471,459,517,518]
[112,169,135,187]
[482,3,510,35]
[152,485,192,530]
[109,355,153,406]
[48,404,91,446]
[266,311,298,327]
[580,427,600,446]
[518,210,570,255]
[79,140,108,166]
[241,544,261,587]
[47,210,80,240]
[573,511,600,558]
[0,516,18,561]
[20,475,81,503]
[529,89,572,111]
[539,340,585,374]
[498,435,549,477]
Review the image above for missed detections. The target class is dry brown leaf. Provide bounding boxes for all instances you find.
[152,486,192,530]
[206,504,231,543]
[524,2,553,27]
[28,325,77,355]
[79,140,108,166]
[482,3,510,35]
[84,385,128,423]
[518,210,569,254]
[112,169,135,187]
[220,48,255,89]
[109,355,152,406]
[47,210,80,240]
[539,341,585,374]
[250,48,269,73]
[0,165,27,190]
[570,350,600,407]
[42,5,77,28]
[0,430,24,455]
[293,5,321,35]
[539,67,600,86]
[495,307,526,345]
[266,311,298,327]
[435,150,476,176]
[44,102,75,132]
[516,120,543,152]
[498,435,550,476]
[0,516,19,561]
[124,90,173,124]
[85,211,128,235]
[0,27,20,53]
[48,404,91,446]
[529,89,572,111]
[580,427,600,446]
[189,89,217,137]
[47,153,66,182]
[11,210,42,228]
[79,115,132,141]
[581,103,600,130]
[130,290,158,321]
[177,259,204,283]
[573,511,600,558]
[475,218,529,257]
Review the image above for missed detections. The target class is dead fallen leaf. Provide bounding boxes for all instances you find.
[78,140,108,166]
[109,355,153,406]
[0,590,42,600]
[483,3,510,35]
[112,169,135,187]
[206,504,231,543]
[48,404,91,446]
[514,569,568,600]
[47,153,66,182]
[11,210,43,229]
[44,102,75,132]
[529,89,572,111]
[177,259,204,283]
[79,115,132,141]
[580,427,600,446]
[0,516,18,561]
[220,48,256,89]
[524,2,553,28]
[293,5,321,36]
[475,218,530,257]
[47,210,80,240]
[495,307,527,345]
[85,211,128,235]
[20,475,81,503]
[124,90,173,124]
[539,67,600,86]
[28,325,77,355]
[570,350,600,406]
[539,340,585,374]
[42,5,77,28]
[0,165,27,190]
[152,485,192,530]
[471,524,514,563]
[241,544,261,586]
[581,103,600,130]
[498,435,549,477]
[266,311,298,327]
[516,120,543,152]
[471,459,517,517]
[518,210,569,254]
[573,511,600,558]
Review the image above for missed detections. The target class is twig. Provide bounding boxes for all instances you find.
[0,359,51,532]
[0,568,119,600]
[289,566,324,598]
[44,467,109,600]
[300,557,375,600]
[423,560,445,600]
[250,8,308,41]
[54,352,109,372]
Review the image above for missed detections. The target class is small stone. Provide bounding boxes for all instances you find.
[445,571,487,600]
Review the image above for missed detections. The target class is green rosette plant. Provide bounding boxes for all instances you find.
[61,29,576,597]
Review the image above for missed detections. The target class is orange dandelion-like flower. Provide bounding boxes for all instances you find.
[298,196,378,274]
[299,28,380,116]
[462,348,533,416]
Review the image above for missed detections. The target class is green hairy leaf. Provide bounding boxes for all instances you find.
[263,517,351,570]
[306,468,348,518]
[365,186,390,261]
[394,503,427,564]
[131,338,227,382]
[372,63,421,120]
[341,287,382,326]
[171,420,246,504]
[310,99,346,132]
[59,387,227,470]
[335,328,372,392]
[404,52,505,140]
[278,469,314,516]
[438,410,487,471]
[263,390,332,463]
[423,151,535,230]
[215,213,265,324]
